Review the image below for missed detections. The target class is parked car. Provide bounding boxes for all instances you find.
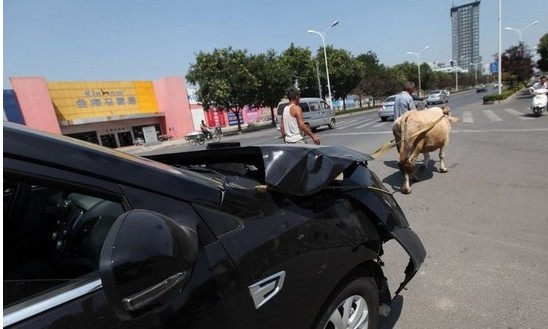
[276,97,336,131]
[4,122,426,329]
[426,90,449,105]
[378,94,426,121]
[378,94,396,121]
[476,84,488,93]
[412,94,428,110]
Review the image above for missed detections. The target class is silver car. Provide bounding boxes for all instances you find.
[378,95,426,121]
[426,90,449,105]
[378,95,396,121]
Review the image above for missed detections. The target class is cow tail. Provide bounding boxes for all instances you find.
[399,115,413,173]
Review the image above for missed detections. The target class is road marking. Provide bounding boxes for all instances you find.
[372,122,389,128]
[484,110,502,121]
[462,111,473,123]
[504,108,534,120]
[356,119,384,128]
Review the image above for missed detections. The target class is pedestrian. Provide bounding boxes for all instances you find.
[392,81,417,153]
[393,81,417,120]
[280,88,320,145]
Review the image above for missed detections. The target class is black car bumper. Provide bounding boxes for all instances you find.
[390,227,426,295]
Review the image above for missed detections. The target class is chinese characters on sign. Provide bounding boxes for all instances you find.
[76,89,137,109]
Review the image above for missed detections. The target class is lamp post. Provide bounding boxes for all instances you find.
[504,20,539,43]
[406,45,429,97]
[452,56,466,91]
[469,62,482,85]
[308,20,339,108]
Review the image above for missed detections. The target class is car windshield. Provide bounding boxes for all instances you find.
[429,90,441,95]
[384,96,396,103]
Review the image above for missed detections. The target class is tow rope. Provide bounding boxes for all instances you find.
[370,114,447,159]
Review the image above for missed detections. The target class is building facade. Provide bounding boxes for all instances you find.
[450,0,482,72]
[4,76,275,148]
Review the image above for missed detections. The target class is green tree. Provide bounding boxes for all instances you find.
[249,50,292,125]
[355,66,401,103]
[502,44,534,86]
[536,33,548,72]
[322,47,365,110]
[280,44,316,96]
[186,47,260,131]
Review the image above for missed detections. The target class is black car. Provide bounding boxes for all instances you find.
[476,84,488,93]
[3,122,426,329]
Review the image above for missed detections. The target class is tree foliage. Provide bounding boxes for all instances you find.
[536,33,548,72]
[501,44,534,85]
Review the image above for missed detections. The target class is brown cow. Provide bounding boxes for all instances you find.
[392,106,458,194]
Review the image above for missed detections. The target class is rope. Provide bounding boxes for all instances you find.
[370,114,447,159]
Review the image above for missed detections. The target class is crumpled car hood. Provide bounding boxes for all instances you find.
[260,145,373,196]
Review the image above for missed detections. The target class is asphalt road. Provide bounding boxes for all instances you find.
[128,89,548,328]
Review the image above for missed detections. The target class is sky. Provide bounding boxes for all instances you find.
[3,0,548,88]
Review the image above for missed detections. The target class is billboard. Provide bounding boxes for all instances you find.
[47,81,160,123]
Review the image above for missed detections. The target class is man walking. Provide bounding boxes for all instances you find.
[280,88,320,145]
[393,81,417,120]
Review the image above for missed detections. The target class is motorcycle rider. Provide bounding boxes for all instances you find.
[530,76,547,91]
[200,120,213,139]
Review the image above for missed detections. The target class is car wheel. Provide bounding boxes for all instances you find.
[328,118,336,129]
[380,117,387,122]
[314,277,379,329]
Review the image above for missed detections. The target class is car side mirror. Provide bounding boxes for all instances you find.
[99,209,198,321]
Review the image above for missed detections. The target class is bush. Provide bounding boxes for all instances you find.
[482,89,516,104]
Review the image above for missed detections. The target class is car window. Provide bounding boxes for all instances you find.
[320,101,330,110]
[384,96,396,103]
[300,102,310,112]
[3,176,125,307]
[309,101,320,112]
[277,103,287,116]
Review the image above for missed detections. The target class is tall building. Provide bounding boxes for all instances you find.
[450,1,481,72]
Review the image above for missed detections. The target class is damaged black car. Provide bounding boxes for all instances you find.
[4,122,426,329]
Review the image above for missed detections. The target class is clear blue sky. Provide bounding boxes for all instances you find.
[3,0,548,88]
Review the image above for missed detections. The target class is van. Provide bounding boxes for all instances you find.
[275,97,336,131]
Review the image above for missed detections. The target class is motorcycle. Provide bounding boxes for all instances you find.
[530,88,548,116]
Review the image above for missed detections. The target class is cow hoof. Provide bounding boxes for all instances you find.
[440,168,448,173]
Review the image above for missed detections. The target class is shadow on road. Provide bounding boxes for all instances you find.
[381,160,435,193]
[379,295,404,328]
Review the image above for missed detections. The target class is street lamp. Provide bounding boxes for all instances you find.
[469,62,482,85]
[504,20,539,43]
[451,56,466,91]
[406,45,429,97]
[308,20,339,108]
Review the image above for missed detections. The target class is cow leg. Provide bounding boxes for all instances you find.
[402,171,411,194]
[439,144,448,173]
[401,149,421,194]
[420,152,430,171]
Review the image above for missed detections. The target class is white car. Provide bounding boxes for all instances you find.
[426,90,449,105]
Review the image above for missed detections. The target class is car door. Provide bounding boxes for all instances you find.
[3,159,134,328]
[3,158,241,328]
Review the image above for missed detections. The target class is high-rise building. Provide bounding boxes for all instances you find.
[450,1,481,72]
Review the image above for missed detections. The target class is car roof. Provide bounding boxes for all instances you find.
[278,97,326,105]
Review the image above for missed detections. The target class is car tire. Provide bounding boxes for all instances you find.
[314,277,379,329]
[328,118,336,129]
[381,117,387,122]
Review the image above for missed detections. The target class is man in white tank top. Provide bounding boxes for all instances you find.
[280,88,320,145]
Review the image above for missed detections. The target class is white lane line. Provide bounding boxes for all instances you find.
[372,122,390,128]
[484,110,502,121]
[504,108,534,120]
[462,111,473,123]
